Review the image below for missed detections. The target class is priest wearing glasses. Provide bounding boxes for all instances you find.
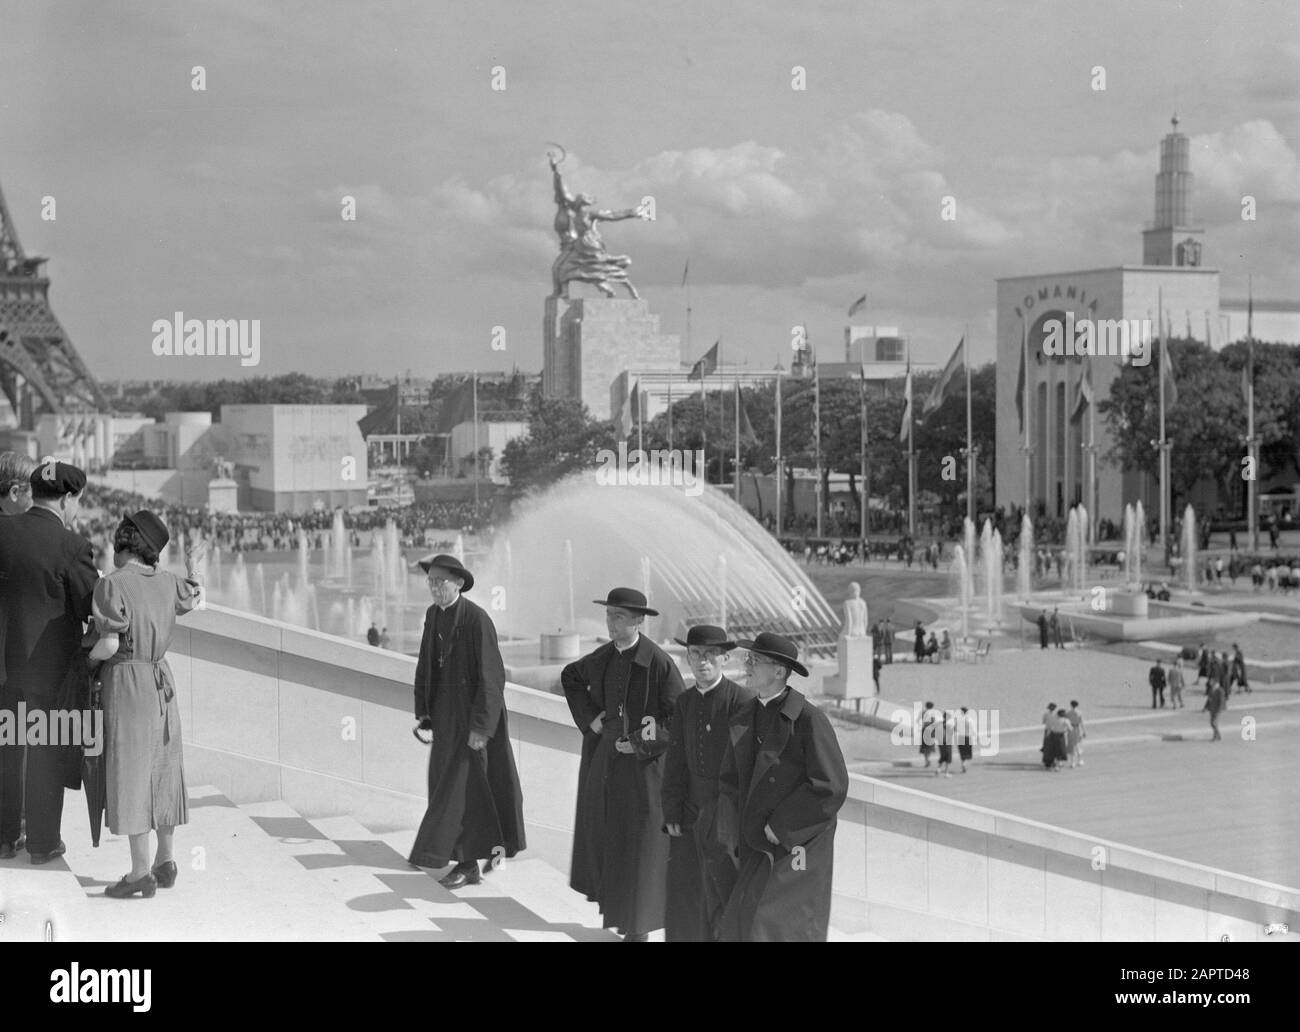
[661,624,755,941]
[716,632,848,942]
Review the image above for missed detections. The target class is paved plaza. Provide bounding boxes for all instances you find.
[805,557,1300,889]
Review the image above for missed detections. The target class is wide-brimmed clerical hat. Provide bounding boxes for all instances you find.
[416,553,474,592]
[593,587,658,616]
[735,631,808,678]
[674,624,736,650]
[124,509,170,554]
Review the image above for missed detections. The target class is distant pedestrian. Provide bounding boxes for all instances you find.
[917,702,938,768]
[882,618,894,664]
[872,654,881,694]
[1195,643,1209,685]
[367,622,380,647]
[1167,658,1185,709]
[1205,680,1225,741]
[957,707,976,772]
[1148,660,1166,708]
[1066,701,1085,766]
[1231,644,1250,693]
[935,710,955,778]
[1041,702,1057,761]
[1219,651,1233,708]
[1037,610,1049,649]
[913,621,926,664]
[1050,607,1064,649]
[379,627,391,649]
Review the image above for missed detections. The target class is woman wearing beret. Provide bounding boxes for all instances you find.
[88,510,206,899]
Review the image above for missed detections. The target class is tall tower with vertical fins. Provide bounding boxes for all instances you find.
[1141,115,1206,267]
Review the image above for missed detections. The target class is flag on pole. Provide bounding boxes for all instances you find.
[617,379,640,438]
[736,379,758,445]
[847,293,868,318]
[688,340,719,381]
[1161,320,1179,410]
[899,361,913,443]
[1071,362,1093,422]
[923,336,965,417]
[681,259,690,288]
[1015,319,1028,434]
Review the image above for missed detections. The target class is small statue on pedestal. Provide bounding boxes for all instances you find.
[841,582,868,638]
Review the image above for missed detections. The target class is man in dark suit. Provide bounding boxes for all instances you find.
[716,632,849,942]
[563,587,684,941]
[1148,659,1166,709]
[0,460,97,862]
[0,451,37,858]
[407,554,525,887]
[661,624,754,942]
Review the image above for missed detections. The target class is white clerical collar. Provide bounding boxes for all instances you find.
[437,594,461,612]
[696,674,724,694]
[615,632,640,654]
[759,687,788,706]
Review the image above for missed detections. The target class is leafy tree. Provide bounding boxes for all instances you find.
[499,386,616,496]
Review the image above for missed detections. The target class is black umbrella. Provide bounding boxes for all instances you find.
[82,678,106,847]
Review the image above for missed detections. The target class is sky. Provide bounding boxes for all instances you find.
[1,0,1297,383]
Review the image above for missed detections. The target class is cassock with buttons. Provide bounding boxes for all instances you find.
[562,591,685,937]
[408,556,525,869]
[661,629,755,942]
[716,633,849,942]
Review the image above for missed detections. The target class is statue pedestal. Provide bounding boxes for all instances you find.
[542,296,679,421]
[822,635,874,700]
[207,478,238,513]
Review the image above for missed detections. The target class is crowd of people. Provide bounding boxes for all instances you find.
[1040,702,1087,771]
[76,482,483,557]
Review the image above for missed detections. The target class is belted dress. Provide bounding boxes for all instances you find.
[92,562,201,836]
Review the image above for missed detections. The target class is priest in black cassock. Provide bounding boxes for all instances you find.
[716,632,849,942]
[408,554,525,888]
[563,588,684,941]
[661,624,754,942]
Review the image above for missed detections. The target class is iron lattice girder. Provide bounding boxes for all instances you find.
[0,178,111,423]
[0,275,111,419]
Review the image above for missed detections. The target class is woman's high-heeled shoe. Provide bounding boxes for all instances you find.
[152,860,177,889]
[105,872,157,899]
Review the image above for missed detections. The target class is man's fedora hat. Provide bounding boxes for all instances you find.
[593,587,658,617]
[735,631,808,678]
[673,624,736,650]
[123,509,170,555]
[416,553,474,592]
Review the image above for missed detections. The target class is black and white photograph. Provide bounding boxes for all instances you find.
[0,0,1297,978]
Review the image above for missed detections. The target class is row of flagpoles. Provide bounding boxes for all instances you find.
[617,286,981,541]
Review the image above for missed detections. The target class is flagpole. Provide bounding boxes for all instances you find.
[472,369,480,519]
[775,367,783,537]
[1087,366,1097,543]
[637,384,644,454]
[1247,276,1258,554]
[733,377,741,504]
[667,380,674,452]
[906,344,916,538]
[1164,291,1175,553]
[964,328,973,524]
[1022,317,1033,516]
[812,325,822,539]
[859,363,869,560]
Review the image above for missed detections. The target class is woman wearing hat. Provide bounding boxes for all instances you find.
[88,510,206,898]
